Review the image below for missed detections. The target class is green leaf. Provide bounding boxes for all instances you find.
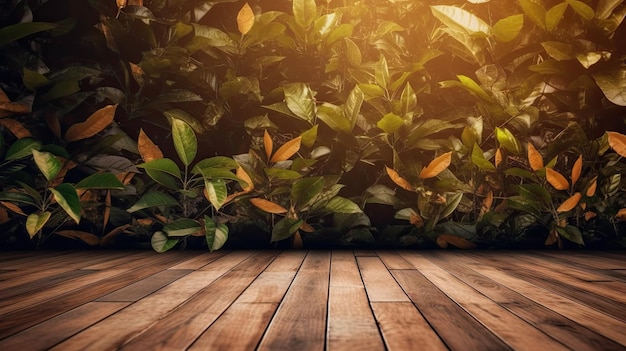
[196,168,242,184]
[300,125,318,148]
[440,192,463,218]
[271,217,303,242]
[344,37,362,66]
[430,5,491,35]
[49,183,81,224]
[26,211,51,238]
[284,83,316,123]
[324,196,362,213]
[597,0,623,19]
[74,173,125,189]
[163,109,204,134]
[317,103,351,133]
[193,156,238,170]
[0,191,37,206]
[457,75,495,103]
[145,170,179,189]
[205,178,227,210]
[205,216,228,252]
[0,22,58,47]
[39,80,80,103]
[566,0,595,20]
[358,84,386,98]
[556,225,584,245]
[23,68,50,90]
[492,14,524,42]
[377,113,404,134]
[151,231,179,253]
[137,158,182,179]
[343,85,364,131]
[518,0,547,29]
[504,167,536,181]
[127,191,179,213]
[170,117,197,167]
[541,41,575,61]
[375,55,390,89]
[163,218,202,237]
[291,176,324,208]
[519,184,552,203]
[293,0,317,28]
[496,127,521,155]
[471,143,496,171]
[326,23,353,46]
[264,168,303,180]
[6,138,41,160]
[592,67,626,106]
[32,150,61,182]
[399,83,417,120]
[545,2,568,31]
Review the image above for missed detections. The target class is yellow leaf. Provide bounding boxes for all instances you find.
[55,230,100,245]
[1,201,25,216]
[546,168,569,190]
[557,192,581,213]
[65,104,117,142]
[616,208,626,222]
[236,166,254,192]
[571,154,582,186]
[237,2,255,35]
[263,129,273,160]
[527,142,543,171]
[419,151,452,179]
[584,211,596,221]
[409,213,424,228]
[270,136,301,163]
[249,198,288,214]
[138,128,163,162]
[385,166,414,191]
[495,147,503,168]
[300,221,315,232]
[129,62,144,86]
[436,234,476,249]
[0,118,31,138]
[586,176,597,197]
[607,131,626,158]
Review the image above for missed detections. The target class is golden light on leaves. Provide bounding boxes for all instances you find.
[571,154,582,186]
[616,208,626,222]
[270,136,301,163]
[237,2,255,35]
[607,131,626,158]
[300,221,315,232]
[236,166,254,192]
[546,168,569,190]
[263,129,273,160]
[495,147,503,167]
[586,176,597,197]
[527,142,543,171]
[557,192,581,213]
[419,151,452,179]
[65,104,117,142]
[385,166,414,191]
[249,198,288,214]
[436,234,476,249]
[0,118,31,138]
[138,128,163,162]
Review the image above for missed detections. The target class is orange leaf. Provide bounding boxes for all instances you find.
[0,101,30,114]
[136,218,154,226]
[557,192,581,213]
[546,168,569,190]
[385,166,414,191]
[527,142,543,171]
[571,154,582,186]
[479,190,493,219]
[270,136,301,163]
[100,224,131,246]
[65,104,117,142]
[0,118,31,138]
[545,229,558,245]
[584,211,596,221]
[263,129,273,160]
[495,148,503,168]
[1,201,26,216]
[55,230,100,245]
[586,176,597,197]
[0,88,9,102]
[0,208,8,224]
[607,131,626,158]
[580,202,587,210]
[616,208,626,222]
[293,230,303,249]
[409,213,424,228]
[249,198,288,214]
[419,151,452,179]
[436,234,476,249]
[237,2,255,35]
[236,166,254,192]
[103,190,111,229]
[138,128,163,162]
[129,62,144,86]
[300,221,315,233]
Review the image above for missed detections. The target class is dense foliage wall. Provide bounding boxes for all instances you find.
[1,0,625,250]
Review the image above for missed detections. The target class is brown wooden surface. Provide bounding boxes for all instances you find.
[0,250,625,350]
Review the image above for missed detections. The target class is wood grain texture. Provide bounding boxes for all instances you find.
[358,256,409,302]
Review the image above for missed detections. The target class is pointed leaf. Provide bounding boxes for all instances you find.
[420,152,453,179]
[264,129,273,160]
[6,138,41,160]
[49,183,81,224]
[556,225,584,245]
[127,191,178,212]
[271,217,303,242]
[151,231,179,253]
[518,0,547,29]
[291,177,324,208]
[566,0,595,20]
[293,0,317,28]
[300,125,318,148]
[237,2,255,35]
[26,212,51,238]
[492,14,524,42]
[593,68,626,106]
[344,85,364,131]
[471,143,496,171]
[163,218,202,237]
[74,173,125,189]
[496,127,521,155]
[170,117,197,166]
[270,137,301,163]
[236,166,254,192]
[0,119,31,138]
[250,198,288,214]
[205,216,228,252]
[377,113,404,134]
[138,129,163,162]
[65,105,117,142]
[0,22,58,47]
[457,75,495,103]
[586,176,597,197]
[527,142,544,171]
[55,230,99,245]
[546,2,568,31]
[430,5,491,35]
[137,158,182,179]
[284,83,316,123]
[324,196,362,213]
[385,166,414,191]
[436,234,476,249]
[607,131,626,157]
[571,155,583,186]
[495,148,503,167]
[32,149,61,182]
[546,168,570,190]
[204,178,227,210]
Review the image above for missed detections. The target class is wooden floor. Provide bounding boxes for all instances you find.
[0,250,625,351]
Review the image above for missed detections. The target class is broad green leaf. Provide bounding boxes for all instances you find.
[193,156,238,170]
[545,2,568,31]
[163,109,204,134]
[219,76,261,101]
[592,67,626,106]
[146,170,179,189]
[471,143,496,171]
[495,127,521,155]
[192,24,236,48]
[324,196,362,213]
[26,211,51,238]
[343,85,364,131]
[566,0,595,20]
[597,0,623,19]
[541,41,575,61]
[358,84,386,98]
[74,173,125,189]
[377,113,404,134]
[457,75,495,103]
[326,24,353,46]
[291,176,324,208]
[163,218,202,237]
[519,184,552,203]
[271,217,303,242]
[0,191,37,206]
[440,192,464,218]
[461,117,483,147]
[49,183,81,224]
[65,104,117,142]
[504,167,536,181]
[6,138,41,160]
[375,55,389,89]
[127,191,179,212]
[492,14,524,42]
[284,83,316,123]
[170,117,197,167]
[576,51,609,69]
[518,0,547,29]
[205,216,228,252]
[556,225,584,245]
[264,168,303,180]
[300,125,318,148]
[32,149,61,182]
[151,231,179,253]
[0,22,58,47]
[430,5,491,35]
[137,158,182,179]
[293,0,316,29]
[344,37,362,66]
[315,13,338,37]
[204,178,227,210]
[317,103,351,133]
[23,68,49,90]
[399,83,417,119]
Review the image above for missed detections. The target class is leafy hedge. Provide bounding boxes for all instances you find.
[1,0,625,250]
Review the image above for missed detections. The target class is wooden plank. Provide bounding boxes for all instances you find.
[353,250,378,257]
[539,251,626,269]
[391,262,512,350]
[167,250,229,270]
[0,302,129,350]
[403,253,569,351]
[371,302,447,351]
[376,251,413,269]
[429,252,626,351]
[327,251,384,351]
[82,251,153,270]
[0,267,87,293]
[96,269,191,302]
[237,251,306,303]
[358,256,409,302]
[198,250,256,270]
[456,254,626,347]
[116,251,277,351]
[257,251,330,351]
